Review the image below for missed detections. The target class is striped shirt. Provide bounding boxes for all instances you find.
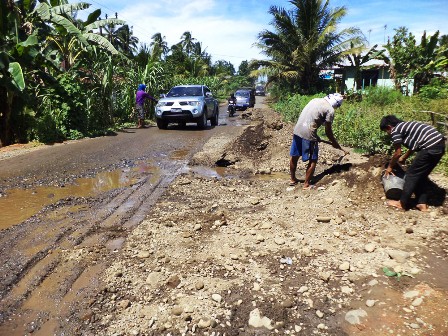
[391,121,444,151]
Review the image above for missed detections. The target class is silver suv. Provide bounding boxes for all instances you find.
[155,85,219,129]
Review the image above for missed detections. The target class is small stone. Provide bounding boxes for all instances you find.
[345,309,368,325]
[166,275,181,289]
[364,243,376,253]
[405,228,414,234]
[409,323,420,329]
[403,290,420,299]
[316,310,324,318]
[341,286,353,294]
[274,237,285,245]
[195,281,205,290]
[319,271,331,282]
[256,235,265,242]
[248,308,274,330]
[194,224,202,231]
[411,297,423,306]
[211,294,222,303]
[339,261,350,271]
[230,253,239,260]
[117,299,130,309]
[298,286,309,293]
[387,249,410,263]
[316,216,331,223]
[261,222,272,229]
[253,283,261,291]
[366,300,376,307]
[282,299,295,308]
[198,317,212,329]
[171,306,183,316]
[368,279,379,286]
[137,250,151,258]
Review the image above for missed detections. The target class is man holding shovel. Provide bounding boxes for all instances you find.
[289,93,349,189]
[380,115,445,211]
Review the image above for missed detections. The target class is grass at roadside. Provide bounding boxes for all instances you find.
[272,87,448,174]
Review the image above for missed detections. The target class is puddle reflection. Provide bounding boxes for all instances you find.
[0,165,158,230]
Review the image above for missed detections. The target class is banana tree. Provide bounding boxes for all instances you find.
[345,42,387,91]
[34,1,124,70]
[0,0,37,146]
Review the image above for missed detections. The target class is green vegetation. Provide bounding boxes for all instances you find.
[0,1,253,147]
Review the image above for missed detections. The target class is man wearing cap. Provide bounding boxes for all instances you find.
[135,84,158,128]
[289,93,348,189]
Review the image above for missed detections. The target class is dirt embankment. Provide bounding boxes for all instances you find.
[71,106,448,336]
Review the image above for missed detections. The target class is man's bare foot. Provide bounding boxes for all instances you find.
[385,199,404,210]
[415,204,429,212]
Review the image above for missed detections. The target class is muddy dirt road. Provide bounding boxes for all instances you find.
[0,102,251,335]
[1,97,447,336]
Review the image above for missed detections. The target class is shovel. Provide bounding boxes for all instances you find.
[319,139,349,166]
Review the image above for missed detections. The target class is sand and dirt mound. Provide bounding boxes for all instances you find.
[84,106,448,336]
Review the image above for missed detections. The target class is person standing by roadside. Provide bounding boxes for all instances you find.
[380,115,446,211]
[289,93,348,189]
[135,84,157,128]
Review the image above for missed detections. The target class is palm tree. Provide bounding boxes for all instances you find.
[253,0,363,94]
[114,25,139,56]
[180,31,196,56]
[149,33,168,61]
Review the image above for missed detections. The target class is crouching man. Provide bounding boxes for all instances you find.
[380,115,446,211]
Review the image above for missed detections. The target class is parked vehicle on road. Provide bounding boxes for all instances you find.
[155,85,219,129]
[255,85,265,96]
[235,88,255,110]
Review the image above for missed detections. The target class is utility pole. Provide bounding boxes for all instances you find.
[368,29,372,46]
[384,24,387,44]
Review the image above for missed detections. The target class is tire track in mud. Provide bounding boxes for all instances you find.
[0,159,184,335]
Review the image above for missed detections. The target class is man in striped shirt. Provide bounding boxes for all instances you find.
[380,115,446,211]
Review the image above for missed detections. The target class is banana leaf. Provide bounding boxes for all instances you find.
[84,19,126,32]
[8,62,25,91]
[50,2,90,15]
[84,33,119,55]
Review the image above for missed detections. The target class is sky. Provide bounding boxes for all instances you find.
[74,0,448,69]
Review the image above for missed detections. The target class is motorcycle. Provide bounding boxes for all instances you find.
[227,100,236,117]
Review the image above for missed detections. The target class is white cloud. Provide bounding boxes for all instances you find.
[116,0,265,68]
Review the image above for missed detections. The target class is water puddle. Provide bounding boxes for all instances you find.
[170,149,191,160]
[0,164,159,230]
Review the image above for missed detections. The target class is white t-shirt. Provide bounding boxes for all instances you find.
[293,98,335,141]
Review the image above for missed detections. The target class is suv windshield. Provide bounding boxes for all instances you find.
[235,90,249,97]
[167,86,202,97]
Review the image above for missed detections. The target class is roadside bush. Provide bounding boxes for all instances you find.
[361,86,403,106]
[272,93,324,122]
[418,78,448,100]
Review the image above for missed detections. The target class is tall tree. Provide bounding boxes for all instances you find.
[180,31,196,56]
[149,32,168,61]
[253,0,363,94]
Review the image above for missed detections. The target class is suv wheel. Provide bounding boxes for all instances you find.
[156,119,168,129]
[197,111,207,129]
[211,107,219,126]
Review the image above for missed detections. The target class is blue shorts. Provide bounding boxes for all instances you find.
[290,134,319,161]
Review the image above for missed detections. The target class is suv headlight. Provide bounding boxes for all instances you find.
[156,101,168,107]
[188,101,201,106]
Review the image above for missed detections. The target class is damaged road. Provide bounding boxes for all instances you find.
[1,98,448,336]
